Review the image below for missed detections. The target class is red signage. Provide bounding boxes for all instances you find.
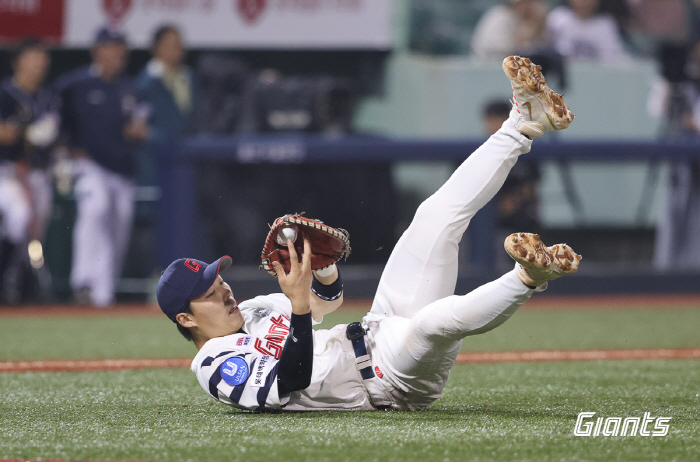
[0,0,65,44]
[102,0,132,23]
[236,0,266,24]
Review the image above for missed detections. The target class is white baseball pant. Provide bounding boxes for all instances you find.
[0,163,32,244]
[70,158,135,307]
[365,112,542,410]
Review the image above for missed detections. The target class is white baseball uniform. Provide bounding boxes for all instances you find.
[192,112,542,411]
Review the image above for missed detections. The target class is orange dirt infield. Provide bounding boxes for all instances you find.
[2,348,698,374]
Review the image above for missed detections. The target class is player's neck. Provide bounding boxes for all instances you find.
[13,75,40,95]
[193,335,210,351]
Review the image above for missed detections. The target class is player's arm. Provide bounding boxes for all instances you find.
[272,238,314,395]
[309,264,343,321]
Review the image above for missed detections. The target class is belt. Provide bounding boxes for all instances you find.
[346,322,375,380]
[346,322,395,410]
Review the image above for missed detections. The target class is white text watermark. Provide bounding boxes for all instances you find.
[574,412,671,437]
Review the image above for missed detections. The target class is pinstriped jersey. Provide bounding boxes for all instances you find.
[191,293,376,411]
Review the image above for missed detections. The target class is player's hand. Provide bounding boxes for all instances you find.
[272,237,312,315]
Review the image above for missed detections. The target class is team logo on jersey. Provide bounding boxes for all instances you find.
[220,357,249,386]
[374,366,383,379]
[254,308,272,318]
[184,259,201,272]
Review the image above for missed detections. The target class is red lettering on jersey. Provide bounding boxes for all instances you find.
[253,314,291,359]
[269,315,290,335]
[254,338,283,359]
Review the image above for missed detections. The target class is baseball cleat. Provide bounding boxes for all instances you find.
[504,232,581,287]
[502,55,574,138]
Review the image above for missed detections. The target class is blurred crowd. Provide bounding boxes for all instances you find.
[3,1,700,306]
[466,0,700,271]
[0,26,194,306]
[0,24,373,307]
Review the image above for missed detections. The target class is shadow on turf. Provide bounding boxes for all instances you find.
[221,406,579,420]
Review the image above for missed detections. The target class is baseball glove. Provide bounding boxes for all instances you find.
[261,214,351,276]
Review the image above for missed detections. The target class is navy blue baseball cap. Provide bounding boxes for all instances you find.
[157,256,232,322]
[94,26,127,46]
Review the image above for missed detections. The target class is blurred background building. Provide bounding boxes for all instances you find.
[0,0,699,305]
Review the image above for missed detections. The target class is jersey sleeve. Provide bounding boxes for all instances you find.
[196,348,288,411]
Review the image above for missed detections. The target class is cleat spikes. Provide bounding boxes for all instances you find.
[502,55,574,136]
[504,233,581,287]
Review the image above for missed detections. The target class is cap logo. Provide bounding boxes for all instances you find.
[184,259,201,272]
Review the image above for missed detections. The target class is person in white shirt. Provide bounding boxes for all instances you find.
[157,56,582,412]
[545,0,629,61]
[471,0,549,60]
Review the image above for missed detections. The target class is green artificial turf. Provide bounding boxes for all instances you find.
[1,307,699,361]
[1,360,698,462]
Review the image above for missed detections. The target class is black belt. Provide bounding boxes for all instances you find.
[346,322,374,380]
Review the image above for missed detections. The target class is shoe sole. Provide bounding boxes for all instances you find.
[502,56,574,131]
[504,232,581,280]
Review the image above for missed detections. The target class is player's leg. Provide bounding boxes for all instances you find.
[109,171,135,289]
[370,56,573,320]
[28,169,53,241]
[0,166,32,303]
[369,118,529,320]
[0,166,32,245]
[70,159,113,306]
[369,235,580,409]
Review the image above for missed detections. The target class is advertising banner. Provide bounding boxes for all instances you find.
[64,0,393,49]
[0,0,64,43]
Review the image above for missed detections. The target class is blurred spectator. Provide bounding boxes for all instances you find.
[626,0,691,55]
[0,37,59,304]
[471,0,549,59]
[545,0,629,61]
[136,25,197,185]
[56,27,149,307]
[653,40,700,270]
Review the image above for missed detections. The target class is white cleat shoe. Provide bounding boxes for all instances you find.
[502,55,575,138]
[504,232,582,287]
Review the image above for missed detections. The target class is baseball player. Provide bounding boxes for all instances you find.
[0,37,59,303]
[56,27,149,307]
[157,56,581,411]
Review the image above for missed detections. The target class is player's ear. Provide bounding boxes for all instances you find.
[176,312,197,328]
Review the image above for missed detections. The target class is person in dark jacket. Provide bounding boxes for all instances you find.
[56,27,149,307]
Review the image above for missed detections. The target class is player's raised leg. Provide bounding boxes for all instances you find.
[368,235,581,410]
[369,56,574,320]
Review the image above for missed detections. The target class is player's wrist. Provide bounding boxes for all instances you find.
[312,267,343,302]
[314,264,336,279]
[290,299,311,315]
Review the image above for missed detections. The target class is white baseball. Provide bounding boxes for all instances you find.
[277,226,298,246]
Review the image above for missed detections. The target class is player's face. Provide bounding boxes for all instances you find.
[92,42,128,80]
[154,30,185,68]
[188,275,244,340]
[14,48,49,86]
